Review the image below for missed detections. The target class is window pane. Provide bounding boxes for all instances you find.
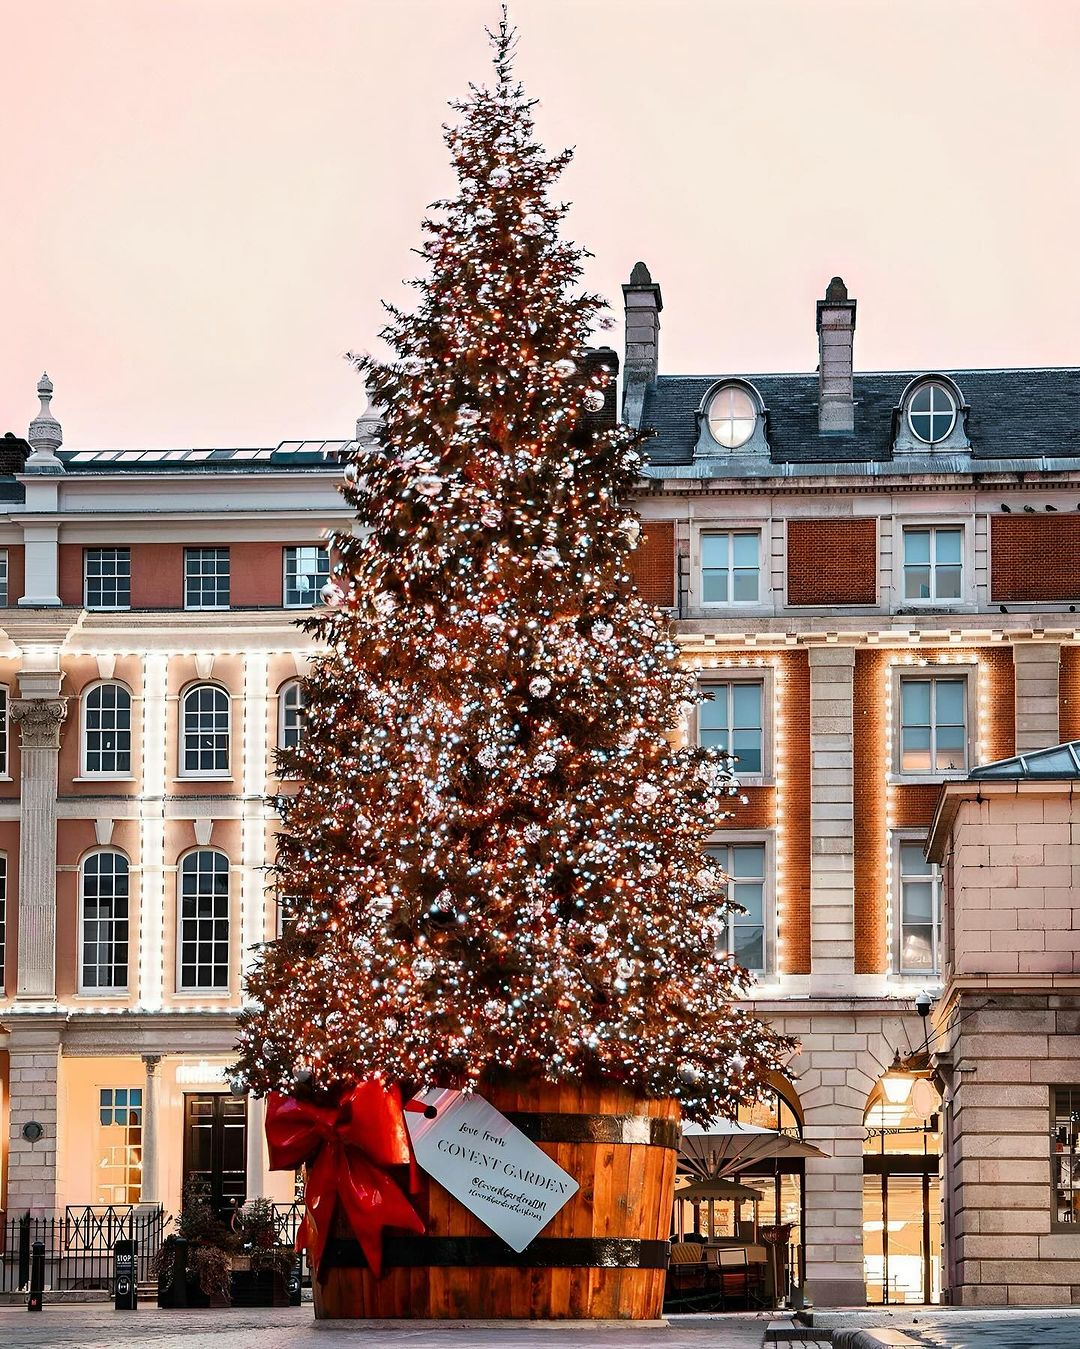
[732,534,758,567]
[903,882,934,923]
[901,728,932,773]
[900,844,930,876]
[901,681,931,726]
[901,927,933,970]
[935,529,962,565]
[701,572,728,604]
[905,531,931,565]
[733,927,764,971]
[731,845,765,879]
[935,680,966,725]
[184,548,230,610]
[700,535,728,569]
[732,569,759,602]
[284,546,330,608]
[904,566,931,600]
[731,729,762,774]
[935,565,962,599]
[732,682,762,728]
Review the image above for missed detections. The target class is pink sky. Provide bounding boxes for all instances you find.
[2,0,1078,449]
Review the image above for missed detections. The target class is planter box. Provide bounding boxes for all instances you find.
[157,1238,290,1308]
[313,1079,680,1320]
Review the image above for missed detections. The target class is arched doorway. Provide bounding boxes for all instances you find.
[862,1074,941,1305]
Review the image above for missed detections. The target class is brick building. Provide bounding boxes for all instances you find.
[0,273,1078,1305]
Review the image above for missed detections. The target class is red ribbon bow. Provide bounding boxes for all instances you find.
[265,1081,424,1278]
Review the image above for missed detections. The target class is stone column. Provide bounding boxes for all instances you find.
[808,647,856,989]
[10,687,68,999]
[1012,641,1060,754]
[140,1055,161,1205]
[245,1095,267,1200]
[6,1018,65,1215]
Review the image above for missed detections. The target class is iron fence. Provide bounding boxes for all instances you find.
[0,1206,166,1292]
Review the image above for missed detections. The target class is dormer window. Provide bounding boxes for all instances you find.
[907,381,957,445]
[707,385,758,449]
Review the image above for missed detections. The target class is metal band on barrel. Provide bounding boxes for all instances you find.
[323,1235,671,1271]
[501,1112,681,1150]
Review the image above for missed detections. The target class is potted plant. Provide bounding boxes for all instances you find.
[156,1186,293,1308]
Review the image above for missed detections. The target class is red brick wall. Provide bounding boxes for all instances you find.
[782,650,812,975]
[787,519,877,606]
[5,545,24,606]
[990,516,1080,602]
[58,544,82,606]
[231,543,286,608]
[130,544,183,608]
[1062,647,1080,743]
[628,522,675,607]
[980,647,1016,764]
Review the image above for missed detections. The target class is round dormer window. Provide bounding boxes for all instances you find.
[707,385,757,449]
[907,382,957,444]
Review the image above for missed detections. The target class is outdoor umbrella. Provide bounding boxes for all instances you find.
[674,1178,765,1202]
[680,1119,827,1179]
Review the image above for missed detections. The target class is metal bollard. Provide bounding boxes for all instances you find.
[114,1238,138,1310]
[27,1239,44,1312]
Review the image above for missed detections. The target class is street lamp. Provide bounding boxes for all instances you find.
[881,1051,915,1106]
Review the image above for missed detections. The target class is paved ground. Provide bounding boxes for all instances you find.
[825,1307,1080,1348]
[0,1305,780,1349]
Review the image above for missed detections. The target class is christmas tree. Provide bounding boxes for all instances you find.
[234,13,788,1122]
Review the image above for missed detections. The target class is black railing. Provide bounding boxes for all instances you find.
[0,1206,166,1292]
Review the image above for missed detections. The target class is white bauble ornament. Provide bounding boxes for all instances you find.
[591,923,609,943]
[536,546,561,568]
[480,505,502,528]
[413,955,435,980]
[487,166,511,187]
[634,782,659,807]
[696,868,724,894]
[616,958,635,980]
[528,675,552,698]
[477,744,499,769]
[415,474,444,497]
[620,517,642,545]
[524,823,542,843]
[677,1063,702,1086]
[584,389,606,413]
[383,1016,399,1035]
[521,212,545,235]
[456,405,481,426]
[481,612,504,631]
[321,582,344,608]
[553,358,577,378]
[730,1053,747,1074]
[483,999,502,1019]
[373,592,397,618]
[591,620,613,643]
[533,752,556,774]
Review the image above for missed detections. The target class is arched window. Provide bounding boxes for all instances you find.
[0,683,8,777]
[81,851,130,991]
[83,683,132,776]
[178,850,230,990]
[278,681,306,750]
[181,685,230,776]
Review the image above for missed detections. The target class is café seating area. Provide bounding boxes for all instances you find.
[664,1241,769,1312]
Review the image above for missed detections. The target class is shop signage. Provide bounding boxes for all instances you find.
[405,1088,578,1252]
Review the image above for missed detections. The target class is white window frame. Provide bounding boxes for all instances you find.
[176,849,231,993]
[179,683,231,779]
[83,547,132,611]
[693,672,772,784]
[278,681,306,751]
[95,1086,143,1205]
[698,529,763,608]
[79,849,130,994]
[901,524,966,605]
[81,681,134,778]
[704,833,774,977]
[283,545,330,609]
[0,548,9,607]
[893,833,943,976]
[183,547,230,611]
[906,381,957,445]
[892,666,976,780]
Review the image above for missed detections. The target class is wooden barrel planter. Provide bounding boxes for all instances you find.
[313,1079,680,1319]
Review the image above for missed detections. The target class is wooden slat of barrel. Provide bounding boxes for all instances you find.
[313,1080,679,1320]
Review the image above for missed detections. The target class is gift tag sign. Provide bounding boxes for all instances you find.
[405,1088,578,1252]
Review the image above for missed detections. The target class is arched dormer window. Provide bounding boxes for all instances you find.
[694,380,769,459]
[180,684,230,777]
[895,376,969,454]
[83,682,133,777]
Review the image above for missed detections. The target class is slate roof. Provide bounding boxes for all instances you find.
[970,740,1080,780]
[639,368,1080,470]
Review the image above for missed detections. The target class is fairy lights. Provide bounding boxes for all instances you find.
[230,20,789,1121]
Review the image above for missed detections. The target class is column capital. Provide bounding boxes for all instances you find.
[142,1054,162,1074]
[10,697,68,749]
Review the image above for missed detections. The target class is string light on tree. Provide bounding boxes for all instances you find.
[233,10,789,1122]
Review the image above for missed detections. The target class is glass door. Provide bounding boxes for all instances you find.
[863,1170,940,1305]
[183,1093,247,1221]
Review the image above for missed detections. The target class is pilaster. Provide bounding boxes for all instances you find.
[808,647,856,987]
[1012,640,1060,754]
[140,1054,161,1205]
[6,1018,66,1215]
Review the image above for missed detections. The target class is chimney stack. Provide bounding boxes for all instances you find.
[621,262,663,428]
[816,277,856,433]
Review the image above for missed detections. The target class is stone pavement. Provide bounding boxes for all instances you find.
[826,1307,1080,1349]
[0,1305,782,1349]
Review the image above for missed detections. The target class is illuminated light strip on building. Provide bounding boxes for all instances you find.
[686,652,787,982]
[882,648,990,975]
[138,652,169,1011]
[241,653,270,1004]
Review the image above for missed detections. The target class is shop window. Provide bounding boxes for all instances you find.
[178,850,230,991]
[81,851,130,991]
[1052,1087,1080,1229]
[83,683,133,776]
[97,1087,143,1204]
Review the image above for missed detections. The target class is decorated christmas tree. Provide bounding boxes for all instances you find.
[234,14,788,1124]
